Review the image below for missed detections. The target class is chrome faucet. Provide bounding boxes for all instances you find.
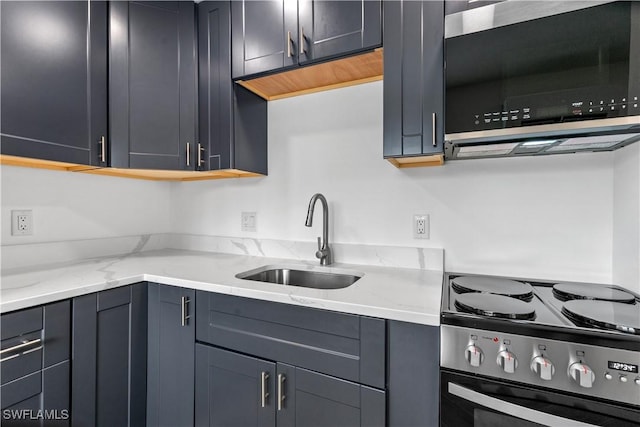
[305,193,333,265]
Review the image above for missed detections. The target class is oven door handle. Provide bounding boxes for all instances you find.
[448,383,599,427]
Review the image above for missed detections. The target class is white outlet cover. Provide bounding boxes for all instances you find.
[11,210,33,236]
[241,212,257,232]
[413,214,429,239]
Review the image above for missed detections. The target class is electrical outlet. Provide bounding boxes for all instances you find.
[241,212,257,232]
[413,214,429,239]
[11,210,33,236]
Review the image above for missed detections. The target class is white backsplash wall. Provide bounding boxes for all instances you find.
[1,166,171,245]
[613,142,640,293]
[171,81,615,284]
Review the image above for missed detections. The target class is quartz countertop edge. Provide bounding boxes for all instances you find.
[0,249,443,325]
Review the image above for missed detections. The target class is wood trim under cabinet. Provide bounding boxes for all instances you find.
[386,154,445,168]
[237,48,383,101]
[0,155,264,181]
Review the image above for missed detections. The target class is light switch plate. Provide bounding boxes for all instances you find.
[241,212,257,232]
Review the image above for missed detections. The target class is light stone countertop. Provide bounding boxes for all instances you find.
[0,249,443,325]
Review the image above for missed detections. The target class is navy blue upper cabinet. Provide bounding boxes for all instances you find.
[231,1,298,78]
[231,0,382,79]
[297,0,381,64]
[0,1,108,166]
[109,1,197,170]
[199,1,268,174]
[383,0,445,165]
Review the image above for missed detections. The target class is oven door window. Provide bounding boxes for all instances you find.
[441,371,640,427]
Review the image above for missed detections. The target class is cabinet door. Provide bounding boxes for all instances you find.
[276,364,385,427]
[298,0,381,64]
[388,321,439,427]
[383,0,444,157]
[195,344,276,427]
[147,284,195,427]
[110,1,196,170]
[199,1,268,174]
[72,284,147,427]
[231,0,298,78]
[0,1,107,166]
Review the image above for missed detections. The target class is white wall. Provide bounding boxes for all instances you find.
[0,82,621,286]
[1,166,171,245]
[171,81,615,284]
[613,142,640,293]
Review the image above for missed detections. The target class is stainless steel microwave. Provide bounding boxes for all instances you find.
[444,1,640,160]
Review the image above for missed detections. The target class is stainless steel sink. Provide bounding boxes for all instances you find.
[235,265,363,289]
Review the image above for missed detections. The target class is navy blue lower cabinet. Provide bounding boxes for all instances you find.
[146,283,195,427]
[195,344,276,427]
[195,344,385,427]
[276,363,385,427]
[387,320,440,427]
[71,284,147,427]
[1,301,71,427]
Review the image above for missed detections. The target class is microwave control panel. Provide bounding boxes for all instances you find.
[471,96,639,129]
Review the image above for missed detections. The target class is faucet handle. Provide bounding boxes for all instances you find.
[315,237,324,260]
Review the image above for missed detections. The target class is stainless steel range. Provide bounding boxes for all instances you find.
[440,273,640,427]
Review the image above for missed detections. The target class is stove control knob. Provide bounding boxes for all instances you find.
[619,375,628,383]
[635,378,640,385]
[497,350,518,373]
[530,356,555,380]
[569,362,595,388]
[465,345,484,367]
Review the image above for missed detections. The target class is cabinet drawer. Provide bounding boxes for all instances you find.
[0,370,41,410]
[1,300,70,385]
[196,292,385,389]
[1,306,42,340]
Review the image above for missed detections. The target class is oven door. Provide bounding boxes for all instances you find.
[441,370,640,427]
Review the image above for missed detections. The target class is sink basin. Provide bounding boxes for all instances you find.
[235,265,363,289]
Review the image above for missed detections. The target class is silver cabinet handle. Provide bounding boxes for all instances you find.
[300,26,305,55]
[197,143,205,168]
[277,374,286,411]
[432,113,437,147]
[186,142,191,167]
[261,372,270,408]
[0,338,42,362]
[99,136,107,163]
[180,296,190,326]
[287,31,292,58]
[448,383,598,427]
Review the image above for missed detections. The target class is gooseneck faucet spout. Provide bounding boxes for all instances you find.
[305,193,332,265]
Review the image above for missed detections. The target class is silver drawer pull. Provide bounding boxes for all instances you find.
[277,373,286,411]
[0,338,42,362]
[181,296,190,326]
[261,371,270,408]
